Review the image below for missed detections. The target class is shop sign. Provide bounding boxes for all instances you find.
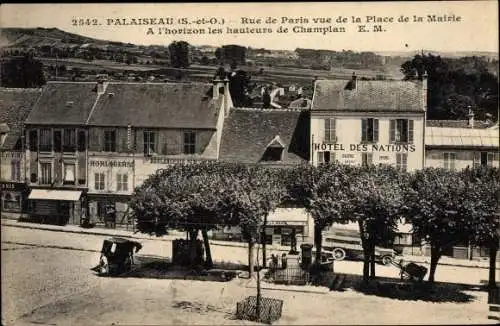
[313,143,416,152]
[0,182,26,191]
[89,160,134,168]
[268,221,288,226]
[149,156,216,165]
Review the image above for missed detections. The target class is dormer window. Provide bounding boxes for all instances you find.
[261,135,285,162]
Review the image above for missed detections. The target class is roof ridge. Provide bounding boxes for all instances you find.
[233,107,304,112]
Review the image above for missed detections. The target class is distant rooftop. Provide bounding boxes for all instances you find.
[426,126,499,149]
[426,120,494,129]
[312,79,426,113]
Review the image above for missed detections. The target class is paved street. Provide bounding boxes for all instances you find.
[1,225,497,325]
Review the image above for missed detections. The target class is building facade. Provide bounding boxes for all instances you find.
[425,118,499,260]
[0,88,42,219]
[84,80,231,227]
[310,76,427,171]
[217,107,312,246]
[23,82,97,225]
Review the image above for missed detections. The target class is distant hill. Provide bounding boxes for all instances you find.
[0,27,135,49]
[376,50,498,60]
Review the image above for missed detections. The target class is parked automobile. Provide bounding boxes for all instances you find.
[322,235,396,265]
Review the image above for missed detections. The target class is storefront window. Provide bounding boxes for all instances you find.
[2,192,21,211]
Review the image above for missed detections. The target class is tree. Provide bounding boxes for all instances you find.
[400,54,499,121]
[345,165,405,282]
[215,45,246,65]
[1,54,46,88]
[460,166,500,288]
[403,168,473,283]
[229,70,252,107]
[168,41,190,68]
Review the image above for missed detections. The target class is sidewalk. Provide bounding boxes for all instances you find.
[2,218,497,269]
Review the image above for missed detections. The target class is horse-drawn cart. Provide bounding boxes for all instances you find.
[391,259,428,282]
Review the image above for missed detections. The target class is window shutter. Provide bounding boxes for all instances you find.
[332,119,336,142]
[487,152,494,166]
[408,120,414,143]
[331,151,336,163]
[361,119,367,142]
[368,153,373,166]
[389,120,396,143]
[317,152,325,164]
[473,152,481,168]
[403,153,408,170]
[324,119,330,142]
[373,119,379,142]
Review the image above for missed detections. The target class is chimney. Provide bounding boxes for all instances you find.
[468,106,474,128]
[223,77,233,117]
[351,72,357,89]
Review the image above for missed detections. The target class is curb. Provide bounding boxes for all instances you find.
[1,220,495,269]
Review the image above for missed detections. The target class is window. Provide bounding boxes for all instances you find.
[324,118,336,143]
[443,152,456,170]
[390,119,414,143]
[40,162,52,184]
[183,131,196,154]
[39,128,52,152]
[63,129,76,152]
[10,161,21,181]
[63,163,76,185]
[361,153,373,167]
[54,130,62,152]
[104,130,116,152]
[95,173,105,190]
[317,151,334,164]
[2,192,21,212]
[29,130,38,151]
[117,174,128,191]
[361,118,379,142]
[396,153,408,171]
[262,147,283,161]
[77,130,86,152]
[144,130,156,155]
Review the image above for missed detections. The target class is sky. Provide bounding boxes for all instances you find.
[0,2,498,53]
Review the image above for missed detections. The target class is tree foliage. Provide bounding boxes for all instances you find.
[215,45,246,65]
[1,54,46,88]
[400,54,499,121]
[168,41,190,68]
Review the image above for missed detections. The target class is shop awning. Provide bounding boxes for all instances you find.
[28,189,82,201]
[267,208,309,225]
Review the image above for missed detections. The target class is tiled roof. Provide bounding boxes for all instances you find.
[88,82,221,129]
[426,126,499,148]
[426,120,493,129]
[312,79,426,112]
[25,82,99,125]
[0,88,42,149]
[219,108,309,164]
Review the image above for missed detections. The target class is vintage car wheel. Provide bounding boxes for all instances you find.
[332,248,346,261]
[381,255,393,265]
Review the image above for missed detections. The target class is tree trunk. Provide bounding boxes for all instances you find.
[314,223,322,265]
[488,238,498,289]
[369,246,376,279]
[256,242,261,321]
[248,240,254,278]
[428,245,441,283]
[262,230,267,268]
[362,244,370,284]
[201,228,213,269]
[189,229,199,267]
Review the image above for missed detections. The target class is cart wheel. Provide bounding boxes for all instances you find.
[99,256,109,275]
[382,255,393,265]
[333,248,346,261]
